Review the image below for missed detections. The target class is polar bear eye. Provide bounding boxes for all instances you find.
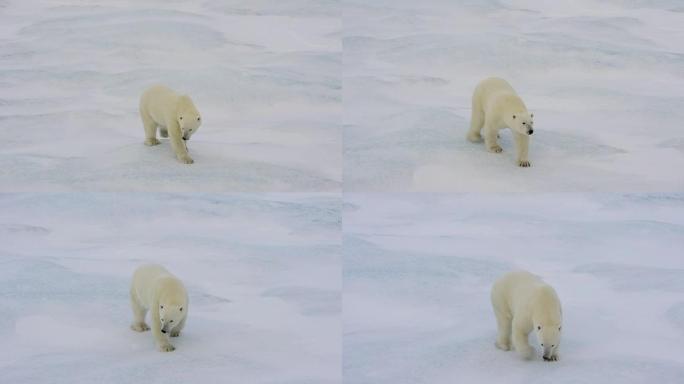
[170,320,174,323]
[179,116,183,120]
[537,326,541,330]
[180,307,183,311]
[512,115,516,119]
[197,117,201,121]
[541,344,544,346]
[522,122,526,125]
[160,305,164,309]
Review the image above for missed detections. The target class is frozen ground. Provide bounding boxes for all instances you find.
[343,0,684,191]
[0,0,341,192]
[0,193,341,384]
[344,194,684,383]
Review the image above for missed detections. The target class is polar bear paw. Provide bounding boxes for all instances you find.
[517,346,535,360]
[488,144,503,153]
[518,160,531,167]
[543,354,559,362]
[495,341,510,351]
[130,322,150,332]
[467,132,482,143]
[178,155,194,164]
[144,138,161,146]
[159,343,176,352]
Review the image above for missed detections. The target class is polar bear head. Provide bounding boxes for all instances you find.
[534,323,561,360]
[159,302,185,334]
[177,95,202,141]
[507,112,534,136]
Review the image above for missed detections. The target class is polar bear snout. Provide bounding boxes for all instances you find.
[527,129,534,135]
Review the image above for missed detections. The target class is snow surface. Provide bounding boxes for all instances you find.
[343,0,684,191]
[0,193,341,384]
[0,0,341,192]
[344,193,684,384]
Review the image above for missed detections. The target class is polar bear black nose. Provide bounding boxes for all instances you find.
[161,330,167,334]
[528,129,534,135]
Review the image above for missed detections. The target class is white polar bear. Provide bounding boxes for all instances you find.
[467,77,535,167]
[130,264,189,352]
[491,270,562,361]
[139,85,202,164]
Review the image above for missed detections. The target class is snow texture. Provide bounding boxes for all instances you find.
[344,193,684,384]
[343,0,684,191]
[0,0,341,192]
[0,193,341,384]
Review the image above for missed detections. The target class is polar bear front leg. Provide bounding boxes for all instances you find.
[151,304,175,352]
[494,309,512,351]
[141,112,160,146]
[170,317,186,337]
[130,288,150,332]
[168,122,194,164]
[467,108,484,142]
[484,123,503,153]
[512,319,534,360]
[513,132,531,167]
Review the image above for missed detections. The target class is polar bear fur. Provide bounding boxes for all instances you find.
[491,270,562,361]
[139,85,202,164]
[130,264,189,352]
[467,77,535,167]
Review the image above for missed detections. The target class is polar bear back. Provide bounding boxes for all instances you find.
[474,77,527,116]
[491,271,561,322]
[131,264,186,309]
[139,85,182,125]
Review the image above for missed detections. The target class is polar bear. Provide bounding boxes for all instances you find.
[491,270,562,361]
[130,264,189,352]
[467,77,534,167]
[139,85,202,164]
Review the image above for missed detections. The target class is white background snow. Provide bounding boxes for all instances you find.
[0,193,341,384]
[343,0,684,191]
[344,193,684,384]
[2,1,684,383]
[0,0,341,192]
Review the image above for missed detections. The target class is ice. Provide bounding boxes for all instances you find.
[343,0,684,191]
[0,193,341,383]
[0,0,341,192]
[344,193,684,384]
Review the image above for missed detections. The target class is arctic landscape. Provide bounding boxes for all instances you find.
[0,0,341,192]
[0,193,341,384]
[344,193,684,384]
[343,0,684,191]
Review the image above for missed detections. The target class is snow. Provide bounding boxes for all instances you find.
[343,0,684,191]
[343,193,684,383]
[0,0,341,192]
[0,193,341,384]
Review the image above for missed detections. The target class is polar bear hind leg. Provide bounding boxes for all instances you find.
[130,289,150,332]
